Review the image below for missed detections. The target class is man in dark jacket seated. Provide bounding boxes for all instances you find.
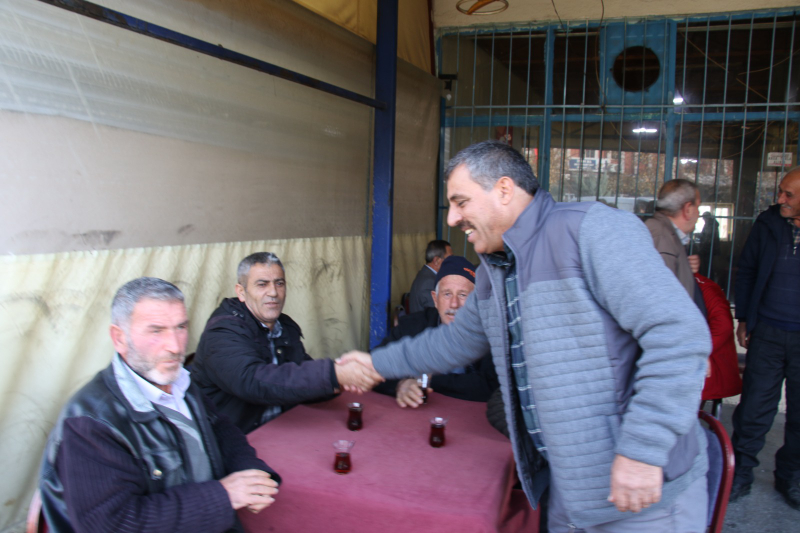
[39,277,280,533]
[192,252,382,433]
[375,255,498,407]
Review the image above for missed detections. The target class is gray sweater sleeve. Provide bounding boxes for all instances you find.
[579,205,711,467]
[372,289,491,378]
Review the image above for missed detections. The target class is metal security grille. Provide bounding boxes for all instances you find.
[438,9,799,300]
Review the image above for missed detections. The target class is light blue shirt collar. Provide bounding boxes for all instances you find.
[117,354,193,419]
[671,220,691,246]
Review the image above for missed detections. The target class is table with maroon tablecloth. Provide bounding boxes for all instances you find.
[239,391,538,533]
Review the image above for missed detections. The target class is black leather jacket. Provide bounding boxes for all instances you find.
[39,355,278,533]
[192,298,338,433]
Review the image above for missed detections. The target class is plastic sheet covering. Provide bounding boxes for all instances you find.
[0,0,439,528]
[293,0,433,73]
[0,0,439,254]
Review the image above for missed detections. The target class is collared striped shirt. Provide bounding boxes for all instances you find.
[259,319,284,424]
[486,247,548,459]
[789,218,800,254]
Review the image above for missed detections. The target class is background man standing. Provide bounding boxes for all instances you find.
[340,141,710,532]
[646,179,703,300]
[730,167,800,510]
[408,239,452,313]
[40,278,280,533]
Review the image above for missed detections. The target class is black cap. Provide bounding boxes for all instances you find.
[435,255,476,286]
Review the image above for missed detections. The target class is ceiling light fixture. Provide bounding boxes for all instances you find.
[673,95,684,105]
[633,127,658,134]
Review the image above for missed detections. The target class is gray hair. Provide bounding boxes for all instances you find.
[237,252,284,287]
[425,240,451,264]
[444,140,540,195]
[111,277,184,330]
[655,179,699,216]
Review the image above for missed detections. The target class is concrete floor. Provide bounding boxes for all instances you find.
[718,401,798,532]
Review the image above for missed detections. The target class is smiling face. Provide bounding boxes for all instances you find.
[778,171,800,225]
[431,274,475,325]
[445,164,509,254]
[111,298,189,391]
[236,262,286,329]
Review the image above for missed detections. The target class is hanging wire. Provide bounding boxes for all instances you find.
[550,0,565,30]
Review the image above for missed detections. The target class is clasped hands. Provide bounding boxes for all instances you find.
[334,351,384,393]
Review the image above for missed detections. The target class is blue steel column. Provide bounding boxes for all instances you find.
[538,28,555,190]
[369,0,398,348]
[663,20,677,184]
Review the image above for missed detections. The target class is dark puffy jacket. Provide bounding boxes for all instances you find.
[734,204,792,333]
[192,298,338,433]
[374,307,499,402]
[40,356,278,533]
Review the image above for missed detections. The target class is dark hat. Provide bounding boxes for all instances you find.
[435,255,476,286]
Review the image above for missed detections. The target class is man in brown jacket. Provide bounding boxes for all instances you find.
[646,179,702,298]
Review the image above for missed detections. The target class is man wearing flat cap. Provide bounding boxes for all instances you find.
[375,255,498,408]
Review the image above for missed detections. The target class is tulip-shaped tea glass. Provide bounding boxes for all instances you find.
[429,417,447,448]
[347,402,363,431]
[333,440,355,474]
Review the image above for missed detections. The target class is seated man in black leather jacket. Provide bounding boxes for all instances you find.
[375,255,498,407]
[192,252,381,433]
[39,277,280,533]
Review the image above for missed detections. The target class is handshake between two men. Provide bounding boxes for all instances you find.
[334,351,382,394]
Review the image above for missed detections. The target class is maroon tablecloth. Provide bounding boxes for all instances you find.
[240,391,538,533]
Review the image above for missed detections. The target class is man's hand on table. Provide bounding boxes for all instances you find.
[334,351,384,393]
[396,378,432,408]
[220,469,279,514]
[608,455,662,513]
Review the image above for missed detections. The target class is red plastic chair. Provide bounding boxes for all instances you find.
[699,410,735,533]
[26,489,48,533]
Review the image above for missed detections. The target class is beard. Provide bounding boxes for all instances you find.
[124,338,186,386]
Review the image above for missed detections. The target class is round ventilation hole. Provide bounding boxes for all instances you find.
[612,46,661,92]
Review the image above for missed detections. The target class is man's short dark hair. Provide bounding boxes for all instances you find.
[655,179,699,216]
[237,252,284,287]
[444,140,540,195]
[111,277,184,331]
[425,240,451,264]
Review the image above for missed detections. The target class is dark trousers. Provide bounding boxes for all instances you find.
[731,322,800,483]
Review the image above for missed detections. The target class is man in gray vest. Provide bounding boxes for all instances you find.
[39,278,280,532]
[339,141,711,532]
